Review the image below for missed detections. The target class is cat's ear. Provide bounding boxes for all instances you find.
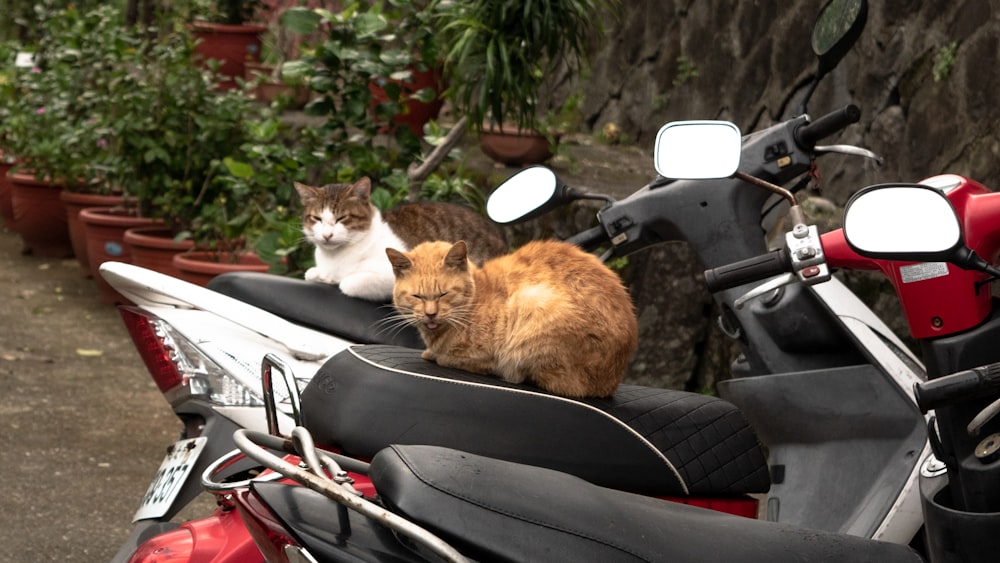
[351,177,372,201]
[386,248,412,277]
[293,182,318,202]
[444,241,469,270]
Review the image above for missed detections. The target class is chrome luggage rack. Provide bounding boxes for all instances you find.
[200,352,469,563]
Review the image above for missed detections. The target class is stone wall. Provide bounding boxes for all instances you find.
[554,0,1000,391]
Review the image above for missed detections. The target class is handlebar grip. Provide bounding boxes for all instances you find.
[565,225,608,252]
[704,249,791,293]
[914,363,1000,413]
[795,104,861,148]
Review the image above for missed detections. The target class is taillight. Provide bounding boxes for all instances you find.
[127,527,194,563]
[118,306,264,407]
[119,306,184,393]
[235,488,303,563]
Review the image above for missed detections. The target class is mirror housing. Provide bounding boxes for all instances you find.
[487,166,568,225]
[653,121,742,179]
[812,0,868,77]
[843,184,964,262]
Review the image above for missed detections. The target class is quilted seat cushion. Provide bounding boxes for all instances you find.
[301,345,770,496]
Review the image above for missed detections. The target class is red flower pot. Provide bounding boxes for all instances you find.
[61,191,129,278]
[9,172,72,258]
[79,207,158,304]
[172,251,269,287]
[123,226,195,278]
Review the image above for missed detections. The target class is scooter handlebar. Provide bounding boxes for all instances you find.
[914,362,1000,413]
[795,104,862,148]
[704,248,791,293]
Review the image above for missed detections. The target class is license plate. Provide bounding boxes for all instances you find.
[133,437,207,522]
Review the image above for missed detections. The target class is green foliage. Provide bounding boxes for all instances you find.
[1,4,143,192]
[222,112,331,274]
[281,1,437,184]
[932,41,958,82]
[92,25,262,250]
[431,0,620,132]
[180,0,269,25]
[673,55,699,87]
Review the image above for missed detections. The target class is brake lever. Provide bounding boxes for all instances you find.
[734,272,796,310]
[814,144,884,166]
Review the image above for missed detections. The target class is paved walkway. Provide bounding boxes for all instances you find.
[0,227,177,561]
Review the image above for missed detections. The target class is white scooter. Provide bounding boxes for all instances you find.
[100,262,421,560]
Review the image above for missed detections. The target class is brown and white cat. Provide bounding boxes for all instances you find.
[295,177,507,301]
[386,239,639,398]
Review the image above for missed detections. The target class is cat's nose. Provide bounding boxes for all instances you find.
[424,303,438,317]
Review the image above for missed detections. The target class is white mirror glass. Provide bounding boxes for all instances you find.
[653,121,742,179]
[486,166,558,224]
[844,186,961,254]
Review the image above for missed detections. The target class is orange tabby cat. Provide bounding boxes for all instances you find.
[386,240,638,398]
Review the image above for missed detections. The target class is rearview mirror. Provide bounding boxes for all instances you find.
[843,184,962,260]
[653,121,742,179]
[812,0,868,76]
[486,166,563,224]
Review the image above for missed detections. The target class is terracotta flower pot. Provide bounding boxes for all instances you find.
[9,172,72,258]
[369,66,444,135]
[61,191,129,278]
[244,62,309,107]
[172,251,269,287]
[79,207,158,304]
[478,125,559,166]
[191,22,266,90]
[123,226,195,278]
[0,161,16,231]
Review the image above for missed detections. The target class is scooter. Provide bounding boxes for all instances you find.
[209,121,974,562]
[216,126,1000,563]
[100,262,422,561]
[119,1,937,560]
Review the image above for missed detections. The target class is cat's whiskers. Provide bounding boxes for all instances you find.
[439,305,474,330]
[373,311,421,336]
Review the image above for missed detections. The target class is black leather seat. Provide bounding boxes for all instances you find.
[207,272,423,348]
[301,345,770,496]
[368,444,922,563]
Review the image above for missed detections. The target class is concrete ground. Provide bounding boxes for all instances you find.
[0,226,180,562]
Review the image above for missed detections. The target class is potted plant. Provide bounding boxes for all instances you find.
[89,25,280,284]
[281,1,445,164]
[186,0,270,88]
[0,5,140,259]
[243,6,314,107]
[0,40,25,231]
[431,0,619,165]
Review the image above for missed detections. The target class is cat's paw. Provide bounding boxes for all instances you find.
[339,274,394,301]
[421,349,436,361]
[305,268,336,284]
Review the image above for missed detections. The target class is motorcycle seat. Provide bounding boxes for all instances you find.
[368,444,922,563]
[206,272,423,349]
[301,345,770,496]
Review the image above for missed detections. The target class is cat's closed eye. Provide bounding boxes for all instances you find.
[413,293,446,301]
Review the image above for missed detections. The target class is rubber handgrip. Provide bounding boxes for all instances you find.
[914,363,1000,413]
[704,249,790,293]
[795,104,861,148]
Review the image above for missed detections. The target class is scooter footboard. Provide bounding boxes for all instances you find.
[718,364,926,539]
[301,345,771,496]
